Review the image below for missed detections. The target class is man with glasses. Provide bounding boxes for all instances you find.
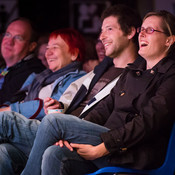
[0,17,45,105]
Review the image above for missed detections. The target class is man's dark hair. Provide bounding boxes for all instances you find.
[101,4,142,46]
[7,17,39,43]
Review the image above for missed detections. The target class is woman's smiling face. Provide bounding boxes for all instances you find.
[45,36,75,72]
[138,15,170,62]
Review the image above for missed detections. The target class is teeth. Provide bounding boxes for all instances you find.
[140,41,147,45]
[48,59,55,62]
[140,41,148,47]
[104,43,109,47]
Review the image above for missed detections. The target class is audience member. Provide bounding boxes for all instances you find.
[83,58,99,73]
[36,33,49,68]
[63,4,141,117]
[0,17,46,105]
[95,39,105,62]
[83,38,105,73]
[21,9,175,175]
[83,37,99,72]
[0,4,141,175]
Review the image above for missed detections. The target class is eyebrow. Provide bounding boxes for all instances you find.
[102,25,112,29]
[46,43,60,48]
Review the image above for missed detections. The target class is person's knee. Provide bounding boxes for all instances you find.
[42,145,64,163]
[42,113,67,127]
[42,145,77,166]
[42,114,58,124]
[42,145,56,161]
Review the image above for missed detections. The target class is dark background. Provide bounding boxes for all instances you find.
[17,0,139,37]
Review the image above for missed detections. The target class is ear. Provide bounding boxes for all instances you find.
[127,27,136,40]
[71,48,79,61]
[165,35,175,47]
[29,42,37,52]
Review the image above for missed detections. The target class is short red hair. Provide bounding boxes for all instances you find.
[49,28,85,62]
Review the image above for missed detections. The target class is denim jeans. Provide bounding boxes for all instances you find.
[41,145,111,175]
[21,113,111,175]
[0,143,27,175]
[0,111,40,175]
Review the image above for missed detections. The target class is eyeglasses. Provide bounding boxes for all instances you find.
[3,32,25,42]
[137,27,167,34]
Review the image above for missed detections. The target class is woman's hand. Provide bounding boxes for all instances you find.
[44,97,62,114]
[70,142,109,160]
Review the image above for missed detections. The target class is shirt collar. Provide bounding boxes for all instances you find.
[7,53,34,70]
[127,55,175,74]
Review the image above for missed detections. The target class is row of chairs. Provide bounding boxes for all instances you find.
[87,122,175,175]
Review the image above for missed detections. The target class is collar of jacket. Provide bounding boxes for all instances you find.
[127,55,175,74]
[7,54,34,71]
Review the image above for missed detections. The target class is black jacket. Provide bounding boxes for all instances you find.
[0,55,45,105]
[85,56,175,169]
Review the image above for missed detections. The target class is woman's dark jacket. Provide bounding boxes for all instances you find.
[85,56,175,169]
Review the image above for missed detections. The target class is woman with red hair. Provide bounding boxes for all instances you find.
[0,28,86,120]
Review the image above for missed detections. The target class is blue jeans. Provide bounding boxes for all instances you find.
[0,111,40,175]
[0,143,27,175]
[21,113,111,175]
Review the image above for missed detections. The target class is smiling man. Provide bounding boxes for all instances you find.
[0,18,45,105]
[58,4,142,117]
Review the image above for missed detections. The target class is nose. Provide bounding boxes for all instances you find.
[6,37,15,45]
[99,33,103,41]
[45,48,52,57]
[99,32,106,43]
[99,31,106,42]
[139,29,146,37]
